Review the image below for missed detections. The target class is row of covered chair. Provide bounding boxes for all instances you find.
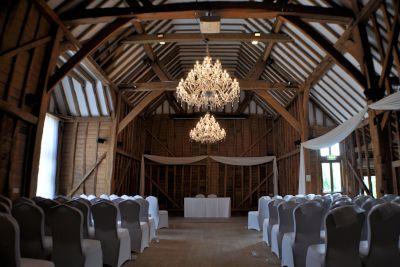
[0,193,170,267]
[248,193,400,267]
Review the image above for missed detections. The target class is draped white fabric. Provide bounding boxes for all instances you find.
[368,91,400,110]
[140,155,278,195]
[298,91,400,194]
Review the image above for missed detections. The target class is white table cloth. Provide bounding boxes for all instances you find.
[184,198,231,218]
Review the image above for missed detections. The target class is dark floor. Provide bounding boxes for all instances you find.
[123,216,280,267]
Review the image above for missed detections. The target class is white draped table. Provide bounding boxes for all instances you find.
[184,197,231,218]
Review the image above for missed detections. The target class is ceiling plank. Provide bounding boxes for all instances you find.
[118,80,299,91]
[255,90,300,132]
[0,36,52,60]
[121,33,292,44]
[118,91,164,134]
[281,15,367,88]
[47,17,132,93]
[60,2,354,24]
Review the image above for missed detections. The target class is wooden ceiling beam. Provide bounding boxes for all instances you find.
[299,0,383,90]
[281,15,367,88]
[118,91,164,133]
[255,90,300,132]
[60,2,354,24]
[121,33,292,44]
[47,18,132,93]
[119,80,299,91]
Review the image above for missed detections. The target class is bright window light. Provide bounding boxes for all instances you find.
[36,114,59,199]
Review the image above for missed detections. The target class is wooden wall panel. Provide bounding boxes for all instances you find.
[57,120,112,196]
[0,0,55,198]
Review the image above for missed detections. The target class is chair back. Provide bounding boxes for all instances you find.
[146,196,160,229]
[13,197,35,206]
[360,198,385,240]
[66,200,90,238]
[0,195,12,208]
[268,199,284,225]
[32,196,46,205]
[119,200,141,252]
[381,194,397,202]
[258,196,271,228]
[12,203,47,259]
[37,199,59,235]
[99,194,110,200]
[331,196,352,207]
[284,195,294,201]
[293,201,324,267]
[87,194,96,200]
[195,194,205,198]
[49,204,84,267]
[109,194,119,200]
[54,195,69,203]
[353,195,371,207]
[0,202,10,214]
[135,198,150,223]
[330,201,354,210]
[207,194,217,198]
[0,213,21,267]
[324,205,365,267]
[91,201,120,267]
[277,201,297,233]
[364,202,400,266]
[392,196,400,204]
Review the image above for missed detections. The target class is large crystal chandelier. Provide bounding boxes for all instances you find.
[189,113,226,144]
[176,45,240,109]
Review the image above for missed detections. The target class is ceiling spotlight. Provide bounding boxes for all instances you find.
[254,32,261,37]
[157,33,164,38]
[159,41,166,45]
[251,40,259,45]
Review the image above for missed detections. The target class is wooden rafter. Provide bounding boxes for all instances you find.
[300,0,383,90]
[255,90,300,132]
[60,2,354,24]
[235,92,254,114]
[121,33,292,44]
[281,16,367,88]
[47,18,132,93]
[119,80,299,91]
[118,91,164,134]
[0,36,52,60]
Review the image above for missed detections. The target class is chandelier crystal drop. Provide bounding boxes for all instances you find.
[189,113,226,144]
[176,56,240,109]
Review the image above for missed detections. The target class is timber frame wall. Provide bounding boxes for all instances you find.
[0,0,399,204]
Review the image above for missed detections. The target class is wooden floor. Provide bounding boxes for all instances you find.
[123,216,280,267]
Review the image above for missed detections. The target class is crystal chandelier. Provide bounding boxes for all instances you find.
[189,113,226,144]
[176,45,240,109]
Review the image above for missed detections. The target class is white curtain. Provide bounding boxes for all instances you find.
[298,91,400,194]
[37,114,59,198]
[140,155,278,195]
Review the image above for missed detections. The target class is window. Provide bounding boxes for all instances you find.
[363,176,377,197]
[36,114,59,198]
[320,143,342,193]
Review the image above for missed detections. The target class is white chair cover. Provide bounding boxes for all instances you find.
[258,197,271,231]
[36,199,59,236]
[109,194,119,201]
[158,210,169,228]
[0,195,12,208]
[281,201,323,267]
[79,194,88,199]
[87,195,96,201]
[360,198,385,240]
[359,202,400,267]
[207,194,217,198]
[248,197,263,231]
[66,200,91,239]
[0,202,10,214]
[381,194,398,202]
[135,198,156,241]
[146,196,160,229]
[120,195,129,200]
[306,205,364,267]
[195,194,205,198]
[99,194,110,200]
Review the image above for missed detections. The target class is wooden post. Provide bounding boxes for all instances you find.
[108,92,122,194]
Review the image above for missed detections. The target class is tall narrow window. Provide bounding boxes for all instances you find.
[363,176,377,197]
[36,114,59,198]
[320,143,342,193]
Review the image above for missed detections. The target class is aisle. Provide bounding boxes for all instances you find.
[124,217,280,267]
